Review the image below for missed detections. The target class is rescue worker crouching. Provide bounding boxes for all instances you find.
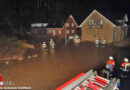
[106,56,115,72]
[120,58,129,78]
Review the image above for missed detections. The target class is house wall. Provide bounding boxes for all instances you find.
[113,26,121,42]
[47,15,78,39]
[81,11,115,43]
[113,26,128,42]
[31,27,48,38]
[47,28,64,38]
[62,16,78,38]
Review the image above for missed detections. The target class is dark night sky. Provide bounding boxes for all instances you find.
[0,0,130,34]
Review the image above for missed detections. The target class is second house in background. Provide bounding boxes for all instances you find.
[47,15,78,39]
[80,10,128,44]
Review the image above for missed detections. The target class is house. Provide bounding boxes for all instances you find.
[47,28,63,38]
[80,10,128,44]
[47,15,78,39]
[31,23,48,38]
[62,15,78,38]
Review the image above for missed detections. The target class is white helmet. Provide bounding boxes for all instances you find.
[109,56,113,60]
[43,42,46,44]
[50,39,53,41]
[74,86,80,90]
[124,58,129,62]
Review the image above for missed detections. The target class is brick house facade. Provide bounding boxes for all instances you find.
[80,10,116,43]
[62,15,78,38]
[80,10,128,44]
[47,28,63,38]
[47,15,78,39]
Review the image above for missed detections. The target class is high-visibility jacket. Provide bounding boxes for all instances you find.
[121,62,126,67]
[0,76,2,81]
[0,75,3,85]
[42,43,47,48]
[107,60,115,67]
[50,41,55,46]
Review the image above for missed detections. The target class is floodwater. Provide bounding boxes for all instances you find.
[0,42,130,90]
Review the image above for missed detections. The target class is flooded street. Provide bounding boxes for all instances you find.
[0,42,130,90]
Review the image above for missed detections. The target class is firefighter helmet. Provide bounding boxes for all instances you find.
[43,42,46,44]
[124,58,129,62]
[50,39,53,41]
[109,56,113,60]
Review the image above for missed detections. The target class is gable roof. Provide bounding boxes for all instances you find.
[69,15,78,26]
[79,10,116,27]
[47,15,78,28]
[63,15,78,27]
[31,10,125,28]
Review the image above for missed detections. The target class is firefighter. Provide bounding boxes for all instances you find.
[121,58,129,68]
[101,38,106,48]
[120,58,129,77]
[106,56,115,72]
[95,38,100,47]
[49,39,55,49]
[42,42,47,52]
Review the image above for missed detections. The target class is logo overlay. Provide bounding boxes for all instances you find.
[0,75,31,89]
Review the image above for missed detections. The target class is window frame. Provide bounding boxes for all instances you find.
[53,30,56,36]
[72,30,75,33]
[93,31,96,37]
[88,20,94,29]
[58,30,62,35]
[48,30,51,34]
[72,23,74,27]
[66,30,70,34]
[66,23,69,27]
[97,19,103,29]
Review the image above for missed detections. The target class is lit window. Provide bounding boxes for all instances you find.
[66,30,69,34]
[66,23,69,27]
[97,19,103,29]
[48,30,51,33]
[72,30,75,33]
[72,23,74,27]
[88,20,94,29]
[58,31,62,34]
[93,31,96,37]
[53,30,56,36]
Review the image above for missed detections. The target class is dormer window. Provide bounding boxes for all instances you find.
[88,20,94,29]
[97,19,103,29]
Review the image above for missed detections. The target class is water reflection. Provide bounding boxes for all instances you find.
[0,42,129,90]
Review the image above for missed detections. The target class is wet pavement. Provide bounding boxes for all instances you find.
[0,42,130,90]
